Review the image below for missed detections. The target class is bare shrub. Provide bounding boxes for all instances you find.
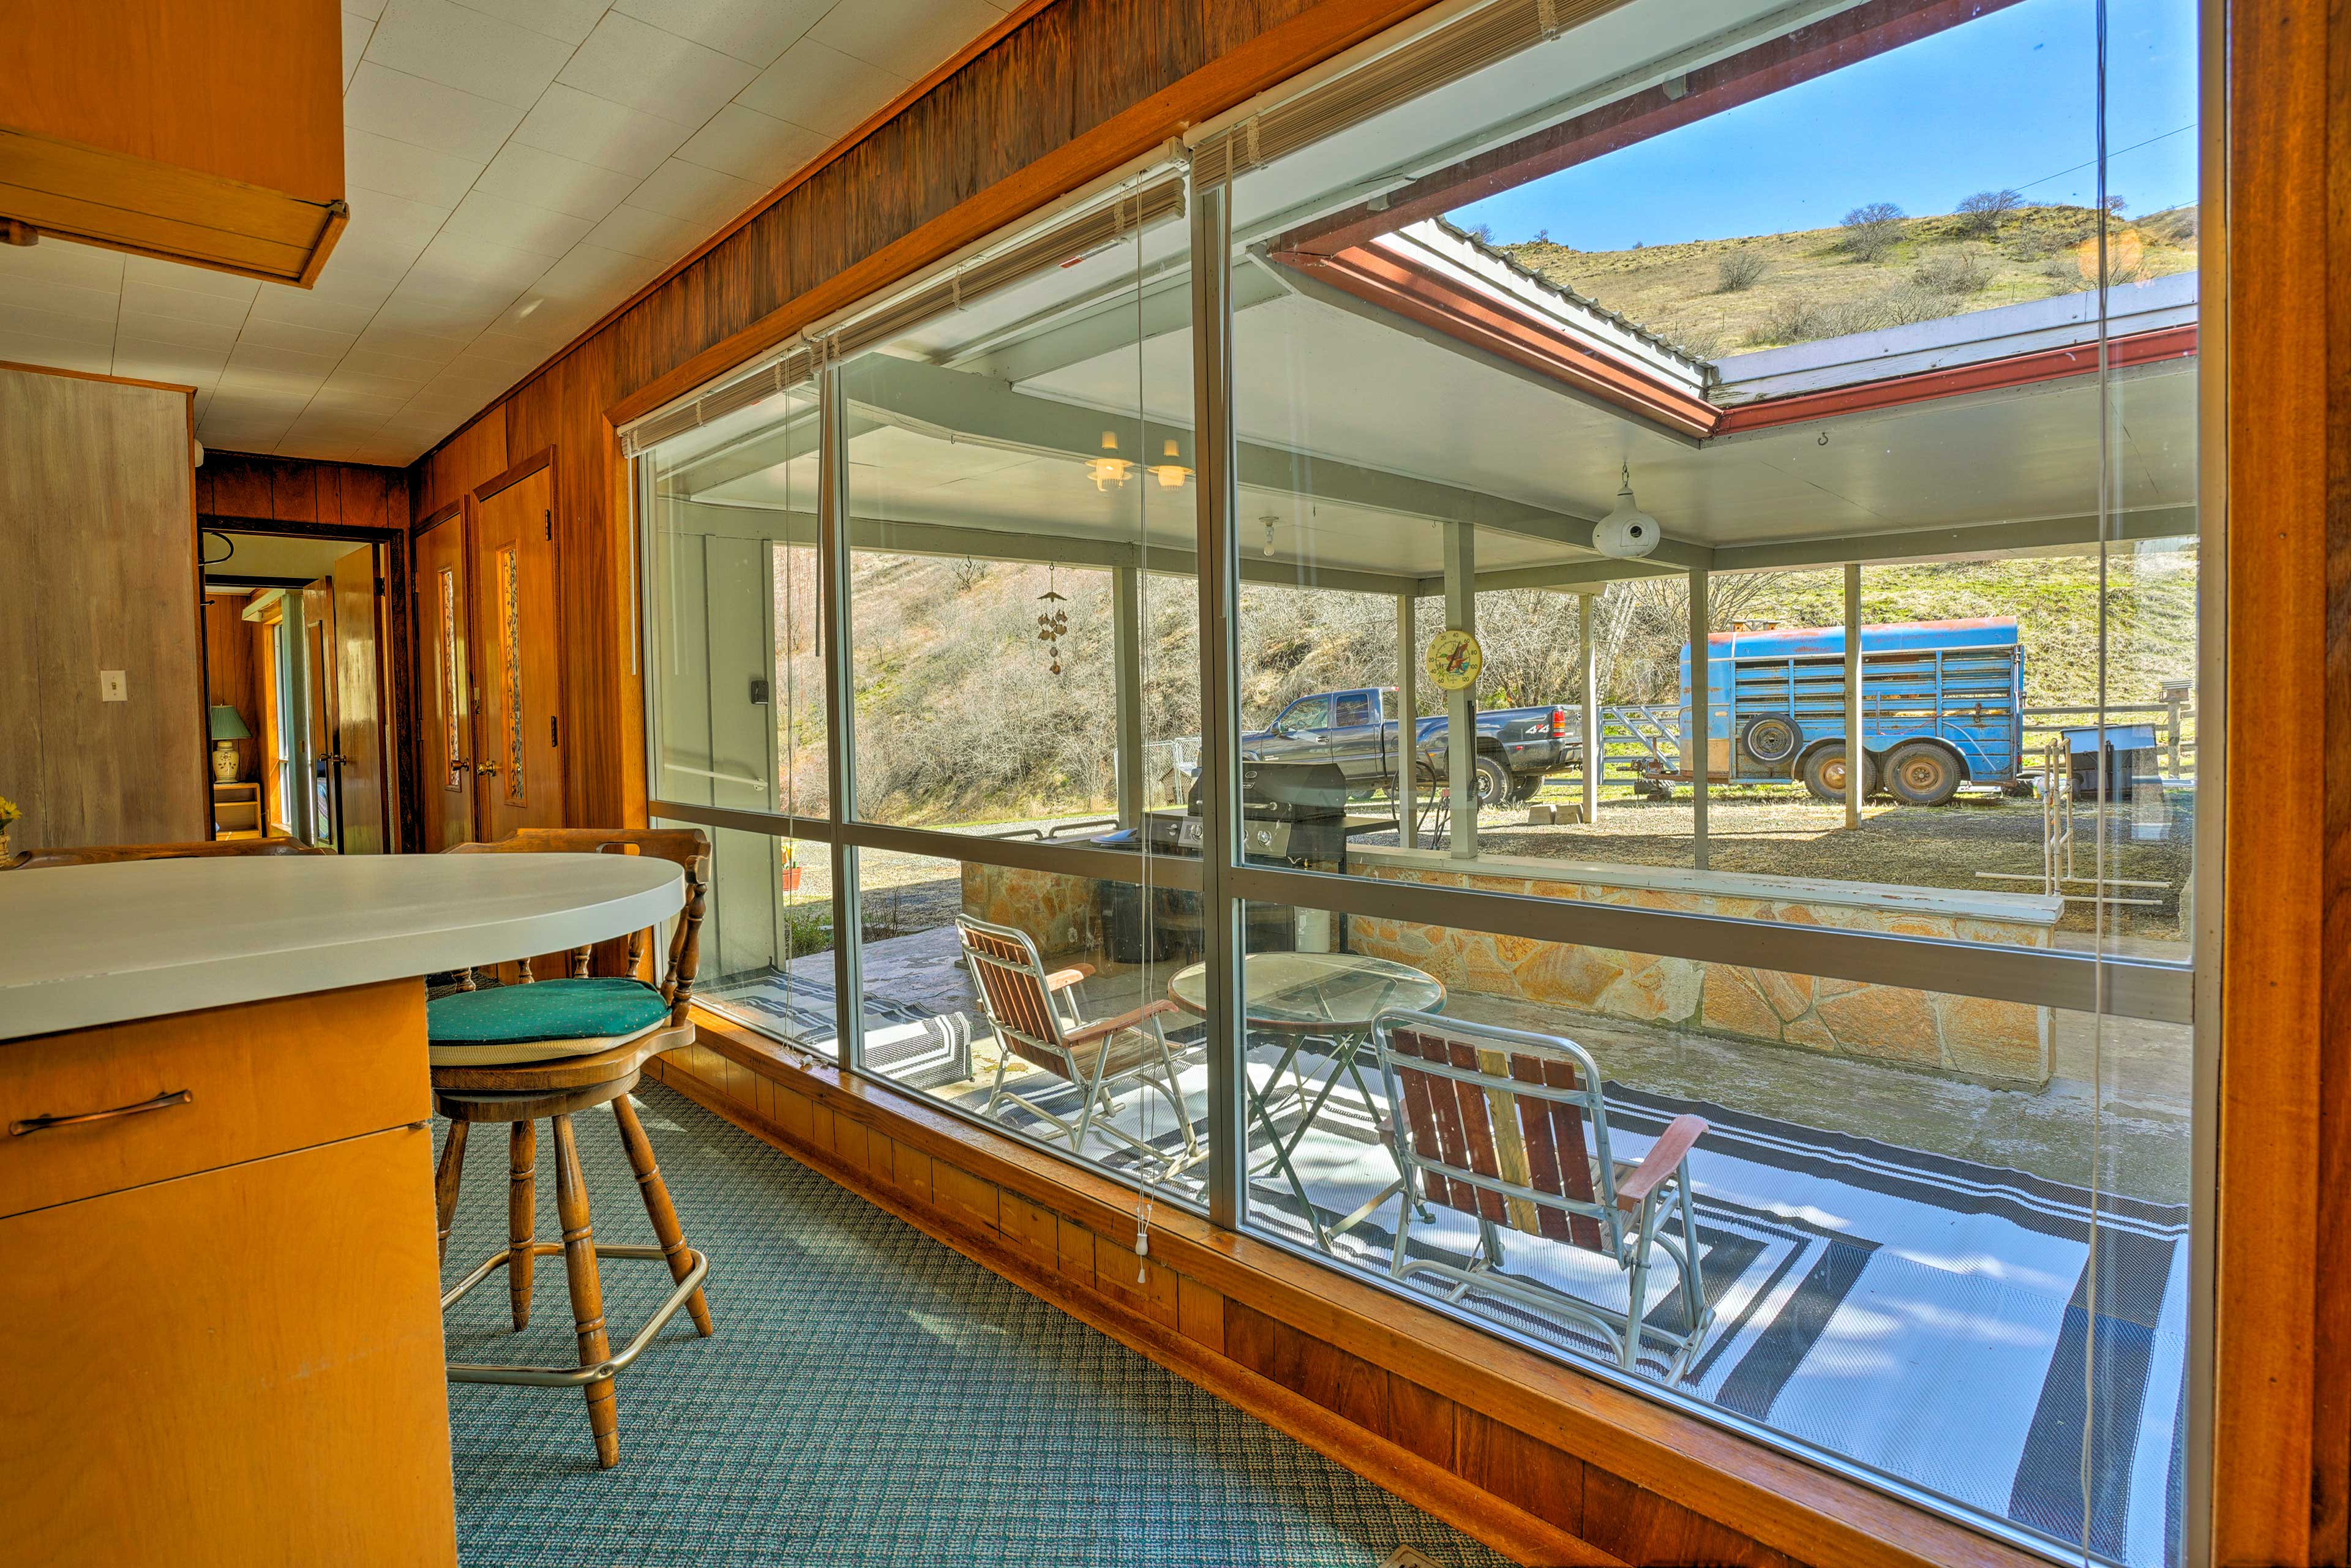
[1748,293,1825,346]
[1954,188,2023,236]
[1840,201,1906,261]
[1913,249,1993,296]
[1714,250,1769,293]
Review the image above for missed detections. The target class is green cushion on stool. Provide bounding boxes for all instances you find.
[429,977,673,1047]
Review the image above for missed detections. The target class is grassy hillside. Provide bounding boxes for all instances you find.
[833,546,2199,826]
[1488,203,2198,358]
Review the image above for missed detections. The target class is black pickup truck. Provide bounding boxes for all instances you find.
[1240,686,1575,806]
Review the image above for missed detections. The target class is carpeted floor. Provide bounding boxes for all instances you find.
[434,1084,1512,1567]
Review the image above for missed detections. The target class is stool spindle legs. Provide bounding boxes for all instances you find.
[507,1120,536,1329]
[552,1112,620,1468]
[433,1120,470,1266]
[613,1093,714,1337]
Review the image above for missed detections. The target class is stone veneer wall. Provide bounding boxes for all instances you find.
[1345,861,2056,1087]
[960,862,1100,961]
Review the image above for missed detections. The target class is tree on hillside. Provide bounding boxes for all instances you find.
[1714,250,1769,293]
[1839,201,1905,261]
[1955,188,2023,236]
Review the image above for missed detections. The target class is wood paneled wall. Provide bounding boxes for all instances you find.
[200,592,260,781]
[198,449,405,531]
[406,0,1450,836]
[0,363,203,853]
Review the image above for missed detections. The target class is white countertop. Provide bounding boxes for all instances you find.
[0,853,685,1041]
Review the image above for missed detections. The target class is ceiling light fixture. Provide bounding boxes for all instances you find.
[1151,438,1189,489]
[1088,430,1133,491]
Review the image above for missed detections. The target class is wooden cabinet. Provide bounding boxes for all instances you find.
[0,981,456,1567]
[0,1,346,285]
[211,780,261,838]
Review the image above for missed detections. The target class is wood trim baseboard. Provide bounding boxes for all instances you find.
[675,1008,2045,1568]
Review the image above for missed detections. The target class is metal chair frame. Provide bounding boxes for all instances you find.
[1371,1009,1714,1378]
[956,915,1202,1177]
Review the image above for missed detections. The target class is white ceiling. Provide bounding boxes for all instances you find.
[0,0,1011,467]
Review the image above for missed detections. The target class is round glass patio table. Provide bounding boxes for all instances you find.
[1166,952,1444,1249]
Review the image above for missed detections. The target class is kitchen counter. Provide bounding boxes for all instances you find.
[0,852,684,1041]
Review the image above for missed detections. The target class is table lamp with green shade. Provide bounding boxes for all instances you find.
[208,704,252,784]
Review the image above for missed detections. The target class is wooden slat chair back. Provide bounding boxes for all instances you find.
[1373,1008,1713,1376]
[443,827,707,1022]
[427,827,714,1471]
[954,914,1201,1176]
[2,838,325,869]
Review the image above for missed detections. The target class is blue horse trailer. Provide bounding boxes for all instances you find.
[1652,617,2026,806]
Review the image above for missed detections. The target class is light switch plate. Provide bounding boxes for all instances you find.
[99,669,127,702]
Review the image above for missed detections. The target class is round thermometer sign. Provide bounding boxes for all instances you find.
[1425,628,1483,692]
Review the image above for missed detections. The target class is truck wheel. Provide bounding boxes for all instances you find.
[1884,741,1963,806]
[1800,745,1876,804]
[1739,715,1801,767]
[1472,754,1512,808]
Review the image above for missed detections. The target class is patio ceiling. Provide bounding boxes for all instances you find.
[669,277,2197,590]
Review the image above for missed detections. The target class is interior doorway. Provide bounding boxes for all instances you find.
[200,527,400,852]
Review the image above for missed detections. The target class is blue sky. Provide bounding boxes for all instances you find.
[1450,0,2200,250]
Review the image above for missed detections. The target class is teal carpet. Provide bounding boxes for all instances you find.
[434,1084,1512,1567]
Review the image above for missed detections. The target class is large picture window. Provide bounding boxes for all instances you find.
[634,0,2210,1558]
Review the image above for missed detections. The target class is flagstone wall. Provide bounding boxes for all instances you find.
[1345,855,2058,1087]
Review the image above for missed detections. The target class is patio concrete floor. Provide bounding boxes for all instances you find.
[718,913,2192,1206]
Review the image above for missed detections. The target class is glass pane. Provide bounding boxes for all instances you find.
[641,385,829,818]
[1232,898,2190,1557]
[851,845,1210,1204]
[839,188,1195,842]
[1212,0,2207,1559]
[662,816,842,1060]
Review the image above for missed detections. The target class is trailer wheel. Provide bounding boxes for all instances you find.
[1739,714,1801,767]
[1884,741,1964,806]
[1800,745,1876,804]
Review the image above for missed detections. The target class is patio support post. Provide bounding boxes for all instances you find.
[1444,519,1477,860]
[1397,592,1417,849]
[1188,175,1245,1230]
[817,357,864,1071]
[1845,561,1863,830]
[1113,564,1144,828]
[1689,564,1709,872]
[1580,590,1600,825]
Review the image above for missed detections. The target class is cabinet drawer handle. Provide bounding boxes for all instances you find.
[10,1089,194,1136]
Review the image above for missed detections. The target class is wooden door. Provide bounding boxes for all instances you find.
[413,514,475,850]
[328,544,390,853]
[470,467,564,840]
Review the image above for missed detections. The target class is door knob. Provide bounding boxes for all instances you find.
[476,762,501,776]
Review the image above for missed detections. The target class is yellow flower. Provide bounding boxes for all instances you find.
[0,795,18,825]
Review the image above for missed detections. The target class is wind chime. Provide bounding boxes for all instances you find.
[1036,563,1069,676]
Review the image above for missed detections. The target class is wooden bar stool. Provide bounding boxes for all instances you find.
[428,828,713,1469]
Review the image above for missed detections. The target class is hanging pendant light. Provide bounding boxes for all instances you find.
[1087,430,1133,492]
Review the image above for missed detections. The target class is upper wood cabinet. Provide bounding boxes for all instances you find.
[0,0,347,286]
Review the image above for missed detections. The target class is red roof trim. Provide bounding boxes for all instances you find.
[1712,323,2200,433]
[1274,243,1723,438]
